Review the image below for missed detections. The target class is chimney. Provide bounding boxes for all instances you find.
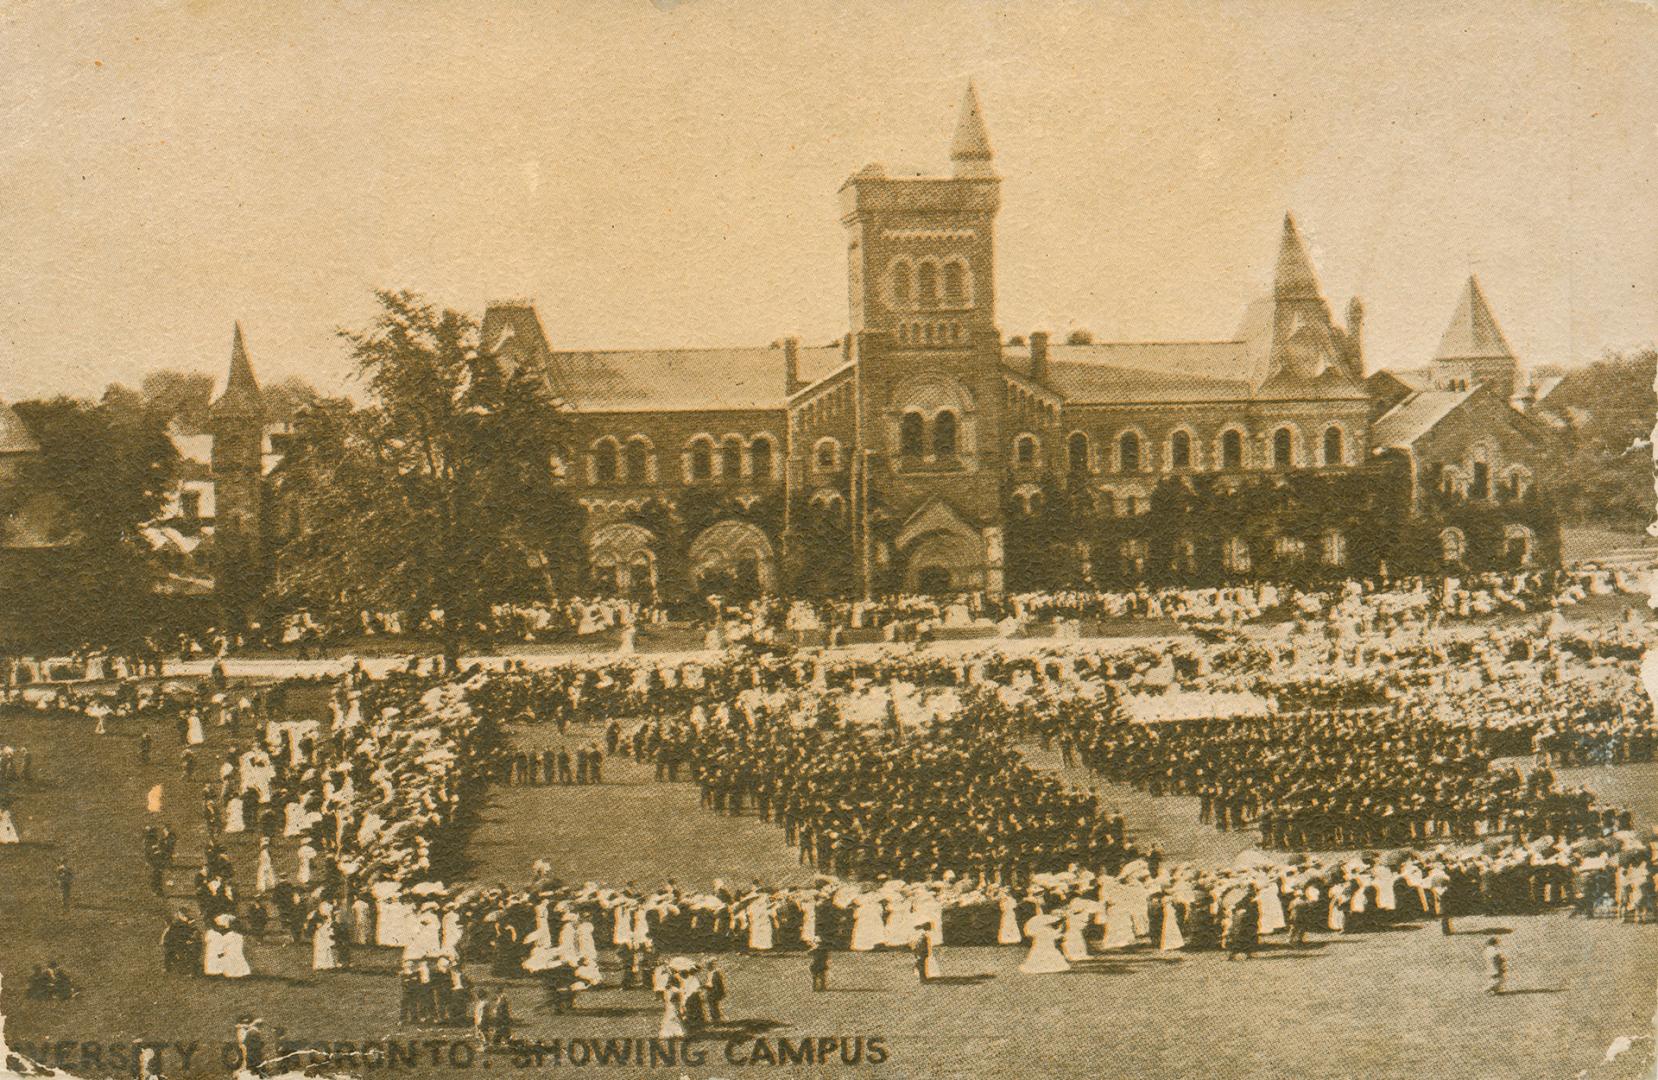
[1345,297,1365,374]
[783,337,802,395]
[1029,331,1050,384]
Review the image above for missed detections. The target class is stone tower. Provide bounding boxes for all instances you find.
[1433,276,1520,401]
[839,80,1001,348]
[841,82,1009,597]
[209,323,266,618]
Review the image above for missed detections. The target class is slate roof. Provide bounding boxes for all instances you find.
[1370,387,1476,448]
[210,323,263,419]
[1274,214,1322,301]
[1436,276,1514,361]
[548,346,844,413]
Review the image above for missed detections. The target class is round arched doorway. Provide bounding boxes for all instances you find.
[588,523,657,601]
[903,529,985,594]
[689,519,778,599]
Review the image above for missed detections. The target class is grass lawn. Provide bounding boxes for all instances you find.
[2,708,1656,1080]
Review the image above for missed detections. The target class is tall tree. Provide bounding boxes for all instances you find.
[138,369,216,432]
[270,291,581,664]
[1545,349,1655,527]
[4,396,178,649]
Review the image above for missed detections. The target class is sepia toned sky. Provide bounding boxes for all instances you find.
[2,0,1655,401]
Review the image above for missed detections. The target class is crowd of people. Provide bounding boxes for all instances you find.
[0,566,1652,1054]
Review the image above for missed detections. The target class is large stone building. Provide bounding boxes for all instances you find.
[203,84,1558,603]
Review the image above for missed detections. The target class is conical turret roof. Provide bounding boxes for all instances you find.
[1273,214,1323,300]
[211,322,264,419]
[950,80,994,168]
[1435,276,1514,361]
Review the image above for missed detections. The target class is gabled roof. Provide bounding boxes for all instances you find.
[1376,367,1435,393]
[1436,276,1514,361]
[1370,387,1476,448]
[0,401,40,454]
[210,323,264,419]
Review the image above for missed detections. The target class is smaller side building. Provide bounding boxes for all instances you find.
[1371,276,1560,570]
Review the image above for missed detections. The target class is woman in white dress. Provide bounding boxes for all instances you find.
[575,914,599,966]
[1158,895,1186,951]
[220,922,252,979]
[311,903,341,971]
[996,891,1023,946]
[1059,899,1091,962]
[882,893,916,949]
[284,801,306,837]
[0,807,20,844]
[1327,881,1349,932]
[556,913,579,961]
[744,894,775,952]
[186,711,206,746]
[849,891,885,952]
[223,793,246,835]
[296,842,316,886]
[441,906,464,958]
[1099,895,1137,950]
[206,915,251,978]
[658,984,687,1040]
[1019,912,1071,974]
[521,924,560,972]
[255,842,277,894]
[203,923,227,976]
[1256,877,1287,936]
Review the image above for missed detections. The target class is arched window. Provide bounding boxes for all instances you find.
[1272,427,1293,469]
[1321,529,1348,567]
[689,440,713,482]
[720,440,743,479]
[595,441,618,484]
[1440,527,1466,563]
[892,260,913,307]
[933,410,959,458]
[1067,432,1090,475]
[814,438,839,471]
[942,261,965,304]
[1472,461,1490,500]
[1322,425,1344,466]
[749,437,774,480]
[1170,430,1192,470]
[1015,434,1037,467]
[1221,429,1244,469]
[917,262,939,308]
[1118,431,1141,473]
[900,411,926,458]
[623,440,649,483]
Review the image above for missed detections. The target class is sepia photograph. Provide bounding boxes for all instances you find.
[1,1,1656,1077]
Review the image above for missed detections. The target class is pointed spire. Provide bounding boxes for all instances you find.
[1435,276,1514,360]
[1273,213,1323,300]
[212,322,264,419]
[950,80,994,178]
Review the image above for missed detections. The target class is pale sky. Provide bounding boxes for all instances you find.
[2,0,1656,402]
